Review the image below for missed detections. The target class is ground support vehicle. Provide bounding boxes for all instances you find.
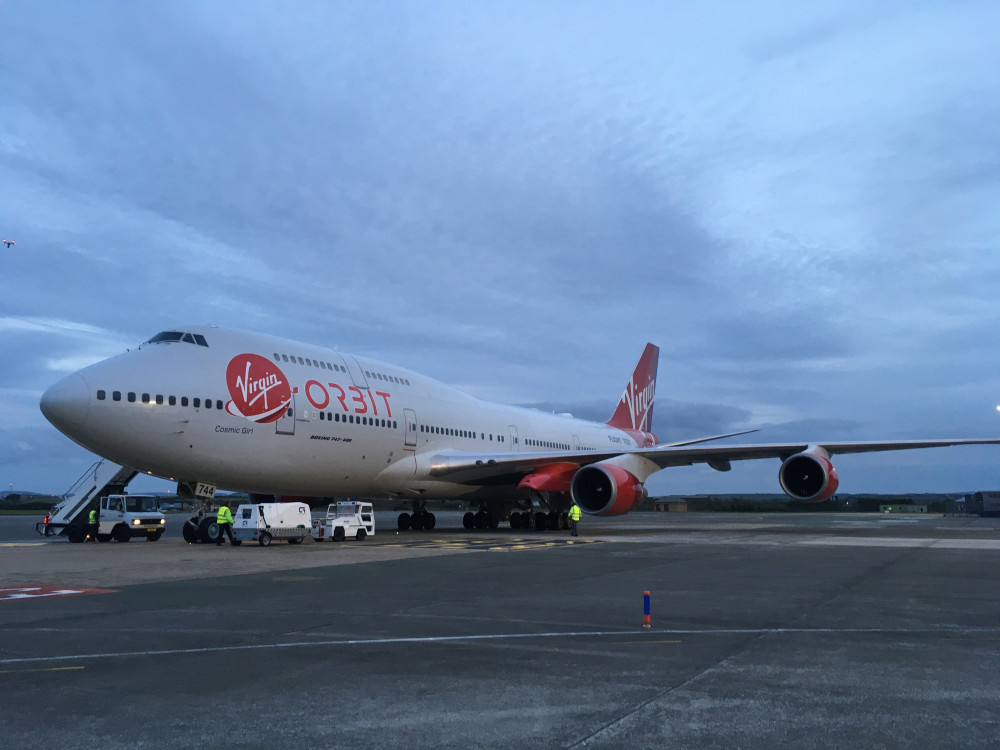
[231,502,311,546]
[91,494,166,543]
[36,460,138,541]
[312,501,375,542]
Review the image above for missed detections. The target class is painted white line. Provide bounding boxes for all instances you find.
[2,626,999,666]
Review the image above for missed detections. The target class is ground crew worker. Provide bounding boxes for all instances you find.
[568,502,582,537]
[216,502,234,546]
[87,507,98,542]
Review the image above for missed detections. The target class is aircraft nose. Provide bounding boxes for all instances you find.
[40,372,91,435]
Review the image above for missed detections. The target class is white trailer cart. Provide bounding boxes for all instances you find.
[232,502,311,546]
[312,501,375,542]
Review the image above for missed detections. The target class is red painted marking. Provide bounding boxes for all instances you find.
[0,586,118,602]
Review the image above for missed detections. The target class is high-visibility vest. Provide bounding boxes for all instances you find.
[568,505,582,521]
[217,506,233,525]
[88,509,97,524]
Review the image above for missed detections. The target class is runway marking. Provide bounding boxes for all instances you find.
[616,640,682,645]
[391,537,598,551]
[272,576,319,582]
[2,625,999,666]
[0,666,85,674]
[0,543,46,548]
[0,586,119,602]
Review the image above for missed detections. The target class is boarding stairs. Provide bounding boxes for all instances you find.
[37,459,138,537]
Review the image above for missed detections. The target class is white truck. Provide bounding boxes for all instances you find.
[231,501,312,546]
[312,501,375,542]
[94,494,167,543]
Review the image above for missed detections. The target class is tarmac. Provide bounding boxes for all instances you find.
[2,511,1000,749]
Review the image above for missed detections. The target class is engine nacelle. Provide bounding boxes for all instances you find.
[570,463,647,516]
[778,448,839,502]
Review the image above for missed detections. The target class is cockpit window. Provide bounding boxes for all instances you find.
[146,331,184,343]
[145,331,209,347]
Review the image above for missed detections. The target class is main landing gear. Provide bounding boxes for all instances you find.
[397,505,436,531]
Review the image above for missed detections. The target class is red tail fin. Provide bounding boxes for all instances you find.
[606,343,659,432]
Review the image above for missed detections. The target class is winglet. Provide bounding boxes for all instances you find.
[606,343,659,432]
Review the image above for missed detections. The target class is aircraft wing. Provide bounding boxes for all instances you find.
[426,438,1000,485]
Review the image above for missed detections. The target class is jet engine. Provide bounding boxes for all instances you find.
[569,462,647,516]
[778,447,839,502]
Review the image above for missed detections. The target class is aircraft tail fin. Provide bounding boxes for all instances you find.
[606,343,659,432]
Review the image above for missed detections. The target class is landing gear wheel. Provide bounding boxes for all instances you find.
[534,513,548,532]
[113,523,131,543]
[198,518,219,544]
[66,525,85,544]
[410,512,425,531]
[397,512,411,531]
[356,529,367,541]
[463,512,476,530]
[548,511,560,529]
[424,512,436,530]
[487,512,499,529]
[474,511,487,529]
[258,531,272,547]
[182,521,198,544]
[509,512,522,530]
[333,526,346,542]
[146,531,162,542]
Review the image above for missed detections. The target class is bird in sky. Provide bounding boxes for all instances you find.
[2,239,14,248]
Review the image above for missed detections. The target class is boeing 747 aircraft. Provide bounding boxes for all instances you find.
[39,325,1000,531]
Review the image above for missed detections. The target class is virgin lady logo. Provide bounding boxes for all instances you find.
[225,353,292,424]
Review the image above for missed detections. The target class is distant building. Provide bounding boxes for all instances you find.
[654,500,688,512]
[879,503,927,514]
[965,492,1000,517]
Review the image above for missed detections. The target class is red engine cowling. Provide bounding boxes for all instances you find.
[778,449,839,502]
[569,463,646,516]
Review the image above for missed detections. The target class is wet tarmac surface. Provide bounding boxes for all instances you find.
[2,512,999,748]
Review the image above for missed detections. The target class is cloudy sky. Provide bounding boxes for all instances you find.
[2,1,999,497]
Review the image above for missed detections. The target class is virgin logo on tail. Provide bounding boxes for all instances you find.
[621,376,655,431]
[606,343,659,433]
[225,354,292,424]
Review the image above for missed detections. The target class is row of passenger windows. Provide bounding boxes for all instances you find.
[271,353,411,386]
[316,411,397,429]
[96,390,223,409]
[96,389,581,450]
[526,438,571,451]
[420,424,505,442]
[274,353,347,373]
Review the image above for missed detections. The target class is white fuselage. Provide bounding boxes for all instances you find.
[42,326,644,500]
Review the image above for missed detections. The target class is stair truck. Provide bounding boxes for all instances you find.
[37,460,140,542]
[311,501,375,542]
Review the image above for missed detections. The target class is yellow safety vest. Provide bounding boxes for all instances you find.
[568,505,582,521]
[217,506,233,525]
[89,509,97,524]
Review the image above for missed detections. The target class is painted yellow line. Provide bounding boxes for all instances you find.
[0,666,86,674]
